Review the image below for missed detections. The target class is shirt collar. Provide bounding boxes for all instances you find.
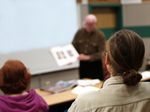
[103,76,124,87]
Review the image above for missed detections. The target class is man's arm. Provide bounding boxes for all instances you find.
[72,29,80,53]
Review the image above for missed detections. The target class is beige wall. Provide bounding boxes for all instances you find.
[123,3,150,26]
[30,69,79,89]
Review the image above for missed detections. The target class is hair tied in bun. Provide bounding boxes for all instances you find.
[122,69,142,86]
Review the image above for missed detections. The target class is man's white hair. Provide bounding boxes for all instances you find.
[84,14,97,24]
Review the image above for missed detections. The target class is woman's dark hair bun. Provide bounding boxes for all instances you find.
[122,70,142,86]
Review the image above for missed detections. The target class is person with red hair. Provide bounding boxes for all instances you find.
[0,60,48,112]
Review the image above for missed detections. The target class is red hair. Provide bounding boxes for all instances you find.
[0,60,30,94]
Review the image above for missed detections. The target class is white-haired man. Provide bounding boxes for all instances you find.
[72,14,105,80]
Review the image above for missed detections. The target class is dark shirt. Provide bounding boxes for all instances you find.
[72,28,105,80]
[145,58,150,70]
[72,28,105,61]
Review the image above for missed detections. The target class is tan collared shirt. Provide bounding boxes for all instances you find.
[72,28,105,61]
[68,76,150,112]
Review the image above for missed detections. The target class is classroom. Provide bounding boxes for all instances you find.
[0,0,150,112]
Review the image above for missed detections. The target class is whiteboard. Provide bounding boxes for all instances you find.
[0,0,78,53]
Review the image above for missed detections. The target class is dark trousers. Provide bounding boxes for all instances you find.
[145,65,150,70]
[79,60,104,80]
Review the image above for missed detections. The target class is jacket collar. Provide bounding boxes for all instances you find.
[103,76,124,87]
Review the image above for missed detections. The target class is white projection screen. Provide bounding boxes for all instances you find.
[0,0,78,53]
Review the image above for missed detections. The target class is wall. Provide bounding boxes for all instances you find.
[30,69,79,89]
[123,3,150,26]
[123,3,150,58]
[0,0,79,75]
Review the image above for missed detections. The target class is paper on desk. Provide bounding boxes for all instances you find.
[72,86,100,95]
[141,71,150,80]
[77,79,100,86]
[41,80,77,93]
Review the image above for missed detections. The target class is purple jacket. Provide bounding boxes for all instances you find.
[0,89,48,112]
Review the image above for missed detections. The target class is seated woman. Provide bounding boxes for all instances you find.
[0,60,49,112]
[68,29,150,112]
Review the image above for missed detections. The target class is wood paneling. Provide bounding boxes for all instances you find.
[92,8,116,28]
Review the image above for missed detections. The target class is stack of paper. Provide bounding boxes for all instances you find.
[141,71,150,81]
[72,79,101,95]
[77,79,100,86]
[72,86,100,95]
[42,80,77,93]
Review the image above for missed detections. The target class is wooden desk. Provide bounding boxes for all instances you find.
[36,82,103,106]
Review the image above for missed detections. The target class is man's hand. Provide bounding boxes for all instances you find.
[78,54,91,61]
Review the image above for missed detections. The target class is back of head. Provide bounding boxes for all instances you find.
[0,60,30,94]
[84,14,97,24]
[107,29,145,86]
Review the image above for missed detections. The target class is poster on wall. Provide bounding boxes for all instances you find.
[121,0,142,4]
